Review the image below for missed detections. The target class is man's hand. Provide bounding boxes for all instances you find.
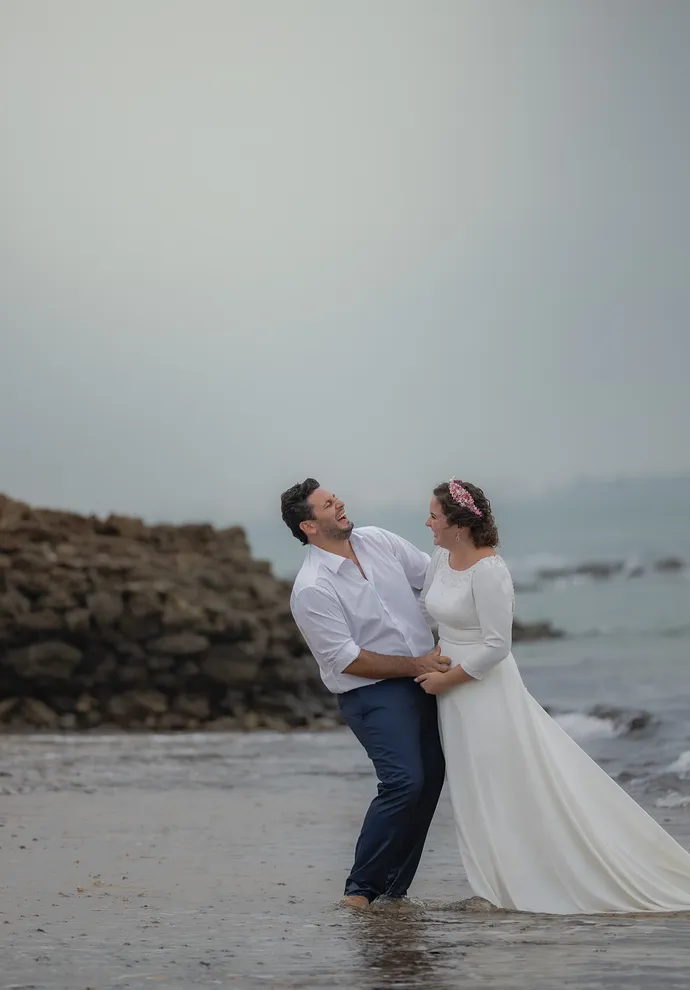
[415,671,452,695]
[415,644,451,674]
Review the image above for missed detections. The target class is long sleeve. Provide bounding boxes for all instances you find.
[377,528,430,591]
[460,560,514,680]
[291,586,361,676]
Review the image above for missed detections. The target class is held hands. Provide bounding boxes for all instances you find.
[415,671,452,695]
[416,644,451,674]
[414,645,453,696]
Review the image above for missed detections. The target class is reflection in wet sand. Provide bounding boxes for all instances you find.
[347,911,456,990]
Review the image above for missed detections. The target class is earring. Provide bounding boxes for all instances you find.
[455,531,461,543]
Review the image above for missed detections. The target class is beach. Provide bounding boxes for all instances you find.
[2,731,690,990]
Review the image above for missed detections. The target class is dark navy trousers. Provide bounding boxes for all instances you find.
[338,678,446,902]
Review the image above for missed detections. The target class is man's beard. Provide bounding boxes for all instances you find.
[322,520,354,541]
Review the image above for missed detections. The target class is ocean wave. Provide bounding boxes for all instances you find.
[667,750,690,776]
[554,712,623,741]
[655,791,690,809]
[550,705,656,741]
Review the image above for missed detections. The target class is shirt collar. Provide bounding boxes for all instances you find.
[308,535,359,574]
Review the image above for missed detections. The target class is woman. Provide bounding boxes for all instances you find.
[416,478,690,914]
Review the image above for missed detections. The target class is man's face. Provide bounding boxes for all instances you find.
[301,488,354,543]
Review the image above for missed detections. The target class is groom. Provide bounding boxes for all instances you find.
[280,478,447,909]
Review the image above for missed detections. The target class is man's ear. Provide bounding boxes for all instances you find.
[300,519,317,540]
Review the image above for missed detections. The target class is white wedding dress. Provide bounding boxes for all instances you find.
[422,550,690,914]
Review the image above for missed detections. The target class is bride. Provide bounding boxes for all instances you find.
[415,478,690,914]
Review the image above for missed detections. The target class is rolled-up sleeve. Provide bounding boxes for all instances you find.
[291,586,361,676]
[460,562,514,680]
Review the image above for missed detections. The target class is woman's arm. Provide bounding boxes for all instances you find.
[416,559,514,694]
[459,559,514,680]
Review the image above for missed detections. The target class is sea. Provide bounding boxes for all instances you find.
[246,477,690,810]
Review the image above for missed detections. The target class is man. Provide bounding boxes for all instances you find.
[280,478,448,910]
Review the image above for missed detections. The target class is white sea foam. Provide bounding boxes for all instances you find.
[667,750,690,776]
[655,791,690,809]
[554,712,621,741]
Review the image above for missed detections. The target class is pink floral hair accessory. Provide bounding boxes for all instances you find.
[448,478,483,518]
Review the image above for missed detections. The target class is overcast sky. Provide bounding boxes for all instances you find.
[2,0,689,527]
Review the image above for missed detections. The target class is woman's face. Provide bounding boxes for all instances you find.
[425,495,455,548]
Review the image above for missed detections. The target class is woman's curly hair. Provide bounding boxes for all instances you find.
[433,481,499,548]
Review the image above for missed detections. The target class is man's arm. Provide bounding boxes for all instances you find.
[343,644,449,680]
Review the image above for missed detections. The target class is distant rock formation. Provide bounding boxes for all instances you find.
[0,495,562,732]
[513,619,563,642]
[536,557,686,584]
[654,556,686,573]
[538,561,626,582]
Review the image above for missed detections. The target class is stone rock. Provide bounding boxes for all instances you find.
[0,697,18,720]
[173,694,211,720]
[655,556,685,572]
[16,609,63,632]
[260,714,291,731]
[205,715,239,731]
[148,655,174,672]
[161,595,205,630]
[65,608,91,632]
[8,641,82,680]
[114,640,146,661]
[242,711,260,730]
[116,665,147,686]
[156,712,191,730]
[8,569,55,597]
[538,561,624,581]
[38,587,78,610]
[118,614,162,641]
[0,588,31,618]
[75,693,96,714]
[87,590,124,626]
[513,619,563,642]
[99,514,147,539]
[127,590,162,619]
[22,697,60,728]
[88,654,118,684]
[149,632,210,656]
[201,646,261,684]
[108,690,168,719]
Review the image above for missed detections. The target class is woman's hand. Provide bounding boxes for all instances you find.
[415,671,453,695]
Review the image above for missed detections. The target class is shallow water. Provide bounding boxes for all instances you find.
[2,731,690,989]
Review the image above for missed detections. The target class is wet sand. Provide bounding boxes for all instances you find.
[1,732,690,989]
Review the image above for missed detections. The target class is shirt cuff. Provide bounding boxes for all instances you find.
[330,642,362,676]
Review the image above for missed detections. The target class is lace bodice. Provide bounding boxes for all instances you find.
[421,551,515,680]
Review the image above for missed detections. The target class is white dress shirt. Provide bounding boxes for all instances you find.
[290,527,434,694]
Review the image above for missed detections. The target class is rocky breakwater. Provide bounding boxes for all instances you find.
[0,495,340,732]
[0,495,562,733]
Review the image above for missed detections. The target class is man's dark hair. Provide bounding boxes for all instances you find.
[280,478,320,545]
